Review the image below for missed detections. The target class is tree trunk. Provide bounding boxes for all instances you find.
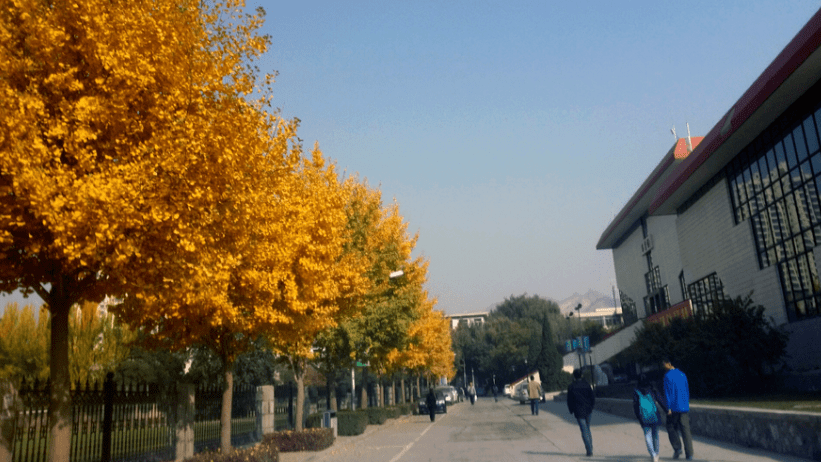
[48,295,72,462]
[330,381,338,411]
[415,375,421,401]
[294,360,306,431]
[220,358,233,454]
[360,368,368,409]
[400,376,406,403]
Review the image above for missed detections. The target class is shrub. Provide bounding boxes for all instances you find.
[386,406,401,419]
[262,428,334,453]
[183,444,279,462]
[397,403,412,415]
[305,412,323,429]
[337,410,368,436]
[365,407,388,425]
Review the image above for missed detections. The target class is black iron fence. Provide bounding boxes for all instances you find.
[8,376,268,462]
[12,375,174,462]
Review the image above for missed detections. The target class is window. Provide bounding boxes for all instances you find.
[687,273,725,319]
[644,266,669,315]
[726,104,821,321]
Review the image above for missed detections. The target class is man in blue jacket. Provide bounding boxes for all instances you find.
[662,358,693,460]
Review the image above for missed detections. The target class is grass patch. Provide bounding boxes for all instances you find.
[692,393,821,413]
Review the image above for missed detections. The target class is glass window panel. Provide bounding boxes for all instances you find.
[770,206,783,242]
[768,247,777,266]
[735,207,744,223]
[794,125,809,162]
[775,243,785,262]
[775,141,789,175]
[758,157,770,189]
[750,161,762,193]
[801,160,813,183]
[813,153,821,176]
[805,229,816,249]
[792,167,804,189]
[789,258,802,292]
[796,300,807,318]
[786,240,796,258]
[806,297,818,317]
[761,210,775,248]
[809,252,821,293]
[794,236,805,254]
[799,254,815,293]
[815,107,821,146]
[744,168,754,200]
[749,194,759,215]
[805,115,820,155]
[764,186,774,205]
[782,175,793,195]
[795,188,812,230]
[729,176,740,206]
[785,133,799,169]
[780,262,794,297]
[740,202,750,221]
[808,183,821,225]
[737,172,747,203]
[759,251,769,268]
[767,149,779,182]
[774,178,784,200]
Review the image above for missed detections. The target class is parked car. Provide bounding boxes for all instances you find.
[514,381,545,404]
[436,385,460,404]
[418,390,448,414]
[503,384,512,396]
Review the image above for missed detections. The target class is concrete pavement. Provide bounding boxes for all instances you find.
[279,396,813,462]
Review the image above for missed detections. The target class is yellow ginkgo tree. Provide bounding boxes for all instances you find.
[0,1,280,459]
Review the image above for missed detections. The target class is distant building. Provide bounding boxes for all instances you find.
[598,8,821,373]
[575,306,623,329]
[447,312,488,330]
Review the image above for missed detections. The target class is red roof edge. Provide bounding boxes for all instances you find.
[649,7,821,214]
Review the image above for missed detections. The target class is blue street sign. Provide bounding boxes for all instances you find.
[583,336,590,351]
[565,340,572,353]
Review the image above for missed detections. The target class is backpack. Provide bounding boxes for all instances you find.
[637,390,658,425]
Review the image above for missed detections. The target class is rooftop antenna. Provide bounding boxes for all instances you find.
[686,122,693,153]
[671,126,677,140]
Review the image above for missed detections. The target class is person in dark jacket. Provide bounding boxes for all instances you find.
[633,375,667,462]
[425,388,437,422]
[567,368,595,456]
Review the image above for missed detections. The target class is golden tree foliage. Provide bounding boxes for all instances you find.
[388,299,456,382]
[0,1,280,459]
[0,303,49,383]
[0,301,135,386]
[265,149,371,430]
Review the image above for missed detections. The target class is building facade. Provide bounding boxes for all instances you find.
[598,8,821,373]
[447,312,488,330]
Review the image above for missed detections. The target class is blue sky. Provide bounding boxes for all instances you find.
[3,1,820,315]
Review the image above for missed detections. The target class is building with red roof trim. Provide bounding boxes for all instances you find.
[598,7,821,375]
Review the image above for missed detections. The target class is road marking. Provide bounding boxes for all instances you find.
[388,416,438,462]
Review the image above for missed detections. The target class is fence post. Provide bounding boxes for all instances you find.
[255,386,274,439]
[175,383,195,462]
[0,381,19,462]
[102,372,114,462]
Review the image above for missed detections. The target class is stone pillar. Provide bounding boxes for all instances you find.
[175,383,195,462]
[256,385,274,437]
[0,381,20,462]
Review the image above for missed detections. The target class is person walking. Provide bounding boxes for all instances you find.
[663,358,693,460]
[467,382,477,405]
[567,368,595,457]
[425,388,438,422]
[527,375,542,415]
[492,384,498,402]
[633,374,667,462]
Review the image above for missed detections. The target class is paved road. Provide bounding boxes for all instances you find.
[280,396,812,462]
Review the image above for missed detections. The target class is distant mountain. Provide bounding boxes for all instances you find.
[554,290,617,315]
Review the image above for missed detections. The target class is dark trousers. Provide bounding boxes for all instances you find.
[429,408,435,422]
[576,414,593,456]
[530,398,539,415]
[666,412,693,458]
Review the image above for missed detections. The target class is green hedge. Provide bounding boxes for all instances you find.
[184,443,279,462]
[397,403,412,415]
[365,407,389,425]
[337,410,368,436]
[262,428,334,452]
[305,412,323,429]
[385,406,401,419]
